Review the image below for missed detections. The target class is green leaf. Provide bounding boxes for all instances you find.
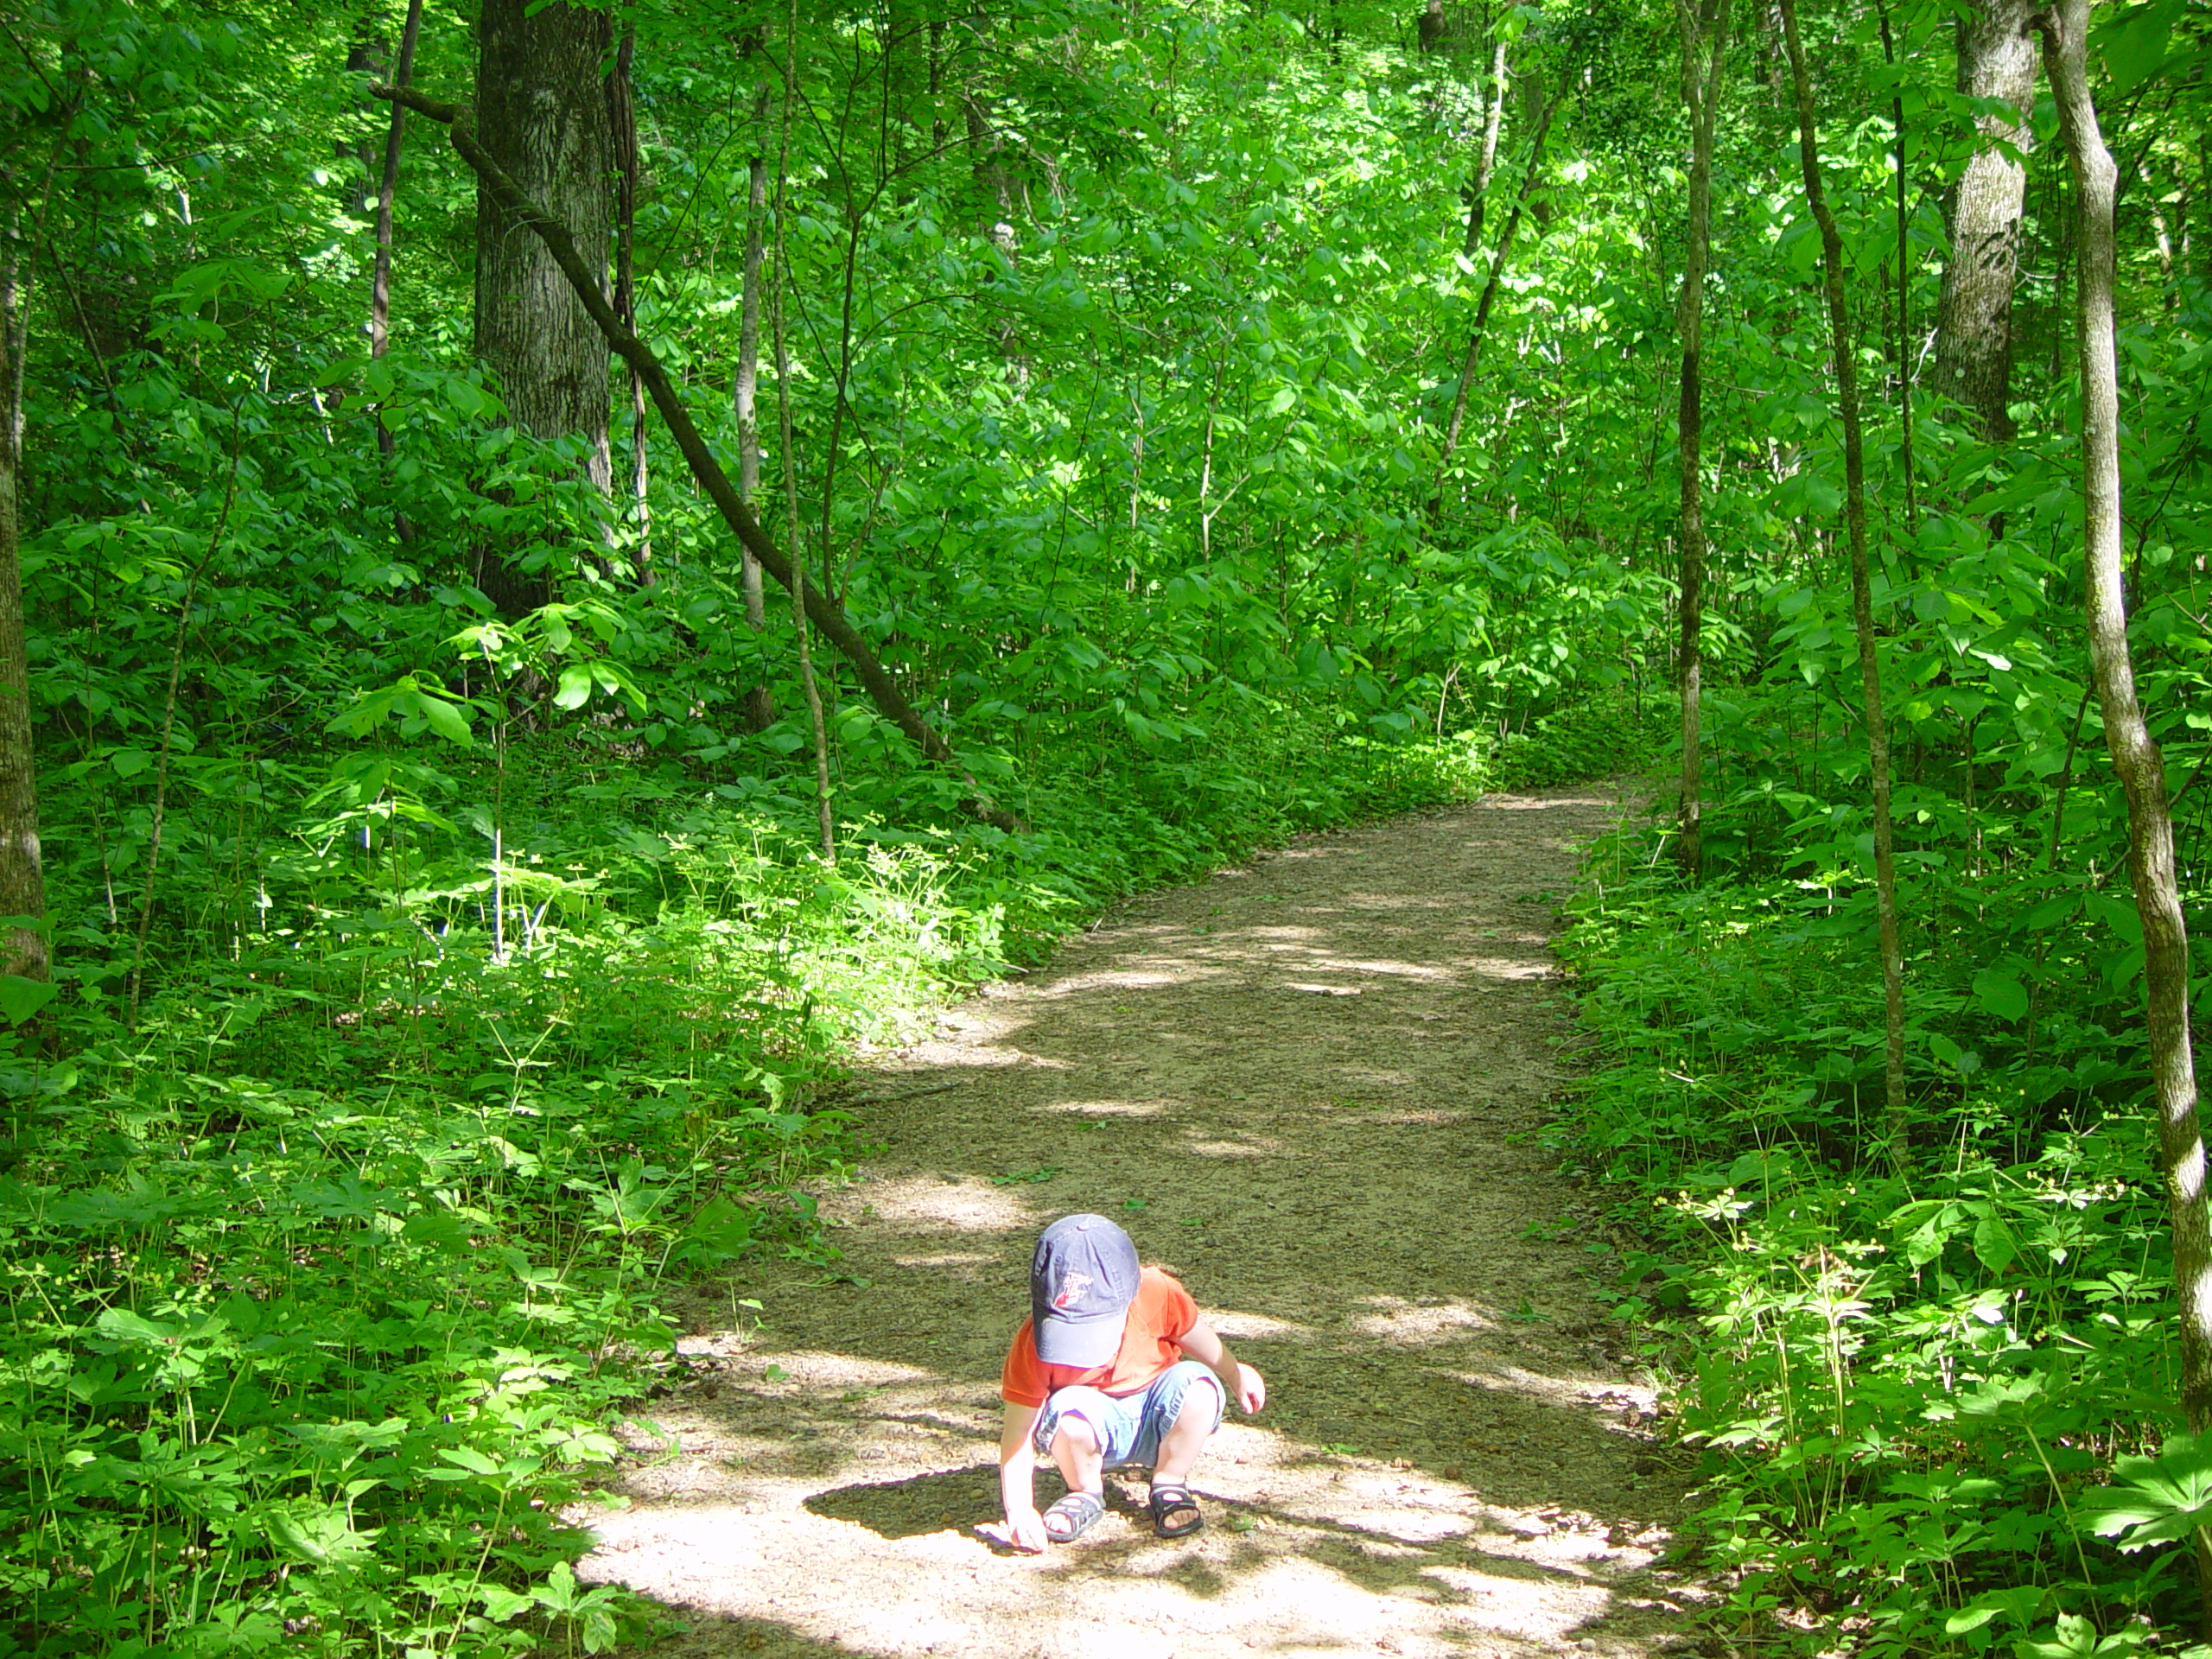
[438,1445,500,1476]
[414,690,475,747]
[0,976,58,1025]
[555,664,595,710]
[267,1504,380,1566]
[2024,894,2076,930]
[1971,1211,2017,1273]
[95,1307,182,1344]
[479,1585,536,1622]
[2082,1431,2212,1551]
[402,1211,472,1252]
[1972,969,2030,1023]
[2096,0,2178,91]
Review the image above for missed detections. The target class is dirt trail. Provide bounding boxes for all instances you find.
[591,785,1708,1659]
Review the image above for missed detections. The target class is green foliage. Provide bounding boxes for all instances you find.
[1556,834,2211,1656]
[5,698,1485,1656]
[10,0,2212,1650]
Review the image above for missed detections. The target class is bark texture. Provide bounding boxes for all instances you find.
[734,83,776,732]
[774,34,835,866]
[1929,0,2038,439]
[1461,37,1510,257]
[1876,0,1918,530]
[474,0,614,618]
[2037,0,2212,1516]
[0,252,46,982]
[609,22,652,580]
[369,0,425,376]
[370,0,425,510]
[1779,0,1908,1158]
[1675,0,1732,880]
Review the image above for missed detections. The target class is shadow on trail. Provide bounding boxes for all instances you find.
[592,790,1705,1659]
[804,1464,1002,1540]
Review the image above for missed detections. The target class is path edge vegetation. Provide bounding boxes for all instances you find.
[0,686,1645,1656]
[10,0,2212,1654]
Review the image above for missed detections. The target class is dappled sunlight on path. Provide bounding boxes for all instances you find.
[589,786,1709,1658]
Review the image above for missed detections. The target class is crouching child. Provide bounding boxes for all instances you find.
[995,1212,1266,1548]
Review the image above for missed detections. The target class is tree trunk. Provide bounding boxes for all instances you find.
[1929,0,2037,440]
[343,29,390,219]
[474,0,614,619]
[370,0,425,487]
[1675,0,1732,881]
[1462,35,1510,257]
[370,0,425,372]
[774,10,836,864]
[380,84,1023,835]
[609,19,652,582]
[1511,66,1556,228]
[965,92,1022,367]
[734,83,775,732]
[1779,0,1909,1160]
[0,247,47,982]
[2038,10,2212,1615]
[1875,0,1918,530]
[1431,79,1567,518]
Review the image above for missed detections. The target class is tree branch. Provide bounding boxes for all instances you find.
[373,82,1021,834]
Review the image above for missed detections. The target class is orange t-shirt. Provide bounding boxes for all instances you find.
[1001,1266,1198,1407]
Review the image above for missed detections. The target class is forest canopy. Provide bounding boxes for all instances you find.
[2,0,2210,1652]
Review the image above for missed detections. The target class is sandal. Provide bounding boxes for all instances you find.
[1149,1481,1203,1539]
[1042,1489,1107,1543]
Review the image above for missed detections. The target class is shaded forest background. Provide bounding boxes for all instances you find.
[2,0,2210,1653]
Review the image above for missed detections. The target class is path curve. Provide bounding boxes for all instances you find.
[592,785,1707,1659]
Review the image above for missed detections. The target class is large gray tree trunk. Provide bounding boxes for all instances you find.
[474,0,613,618]
[1929,0,2037,440]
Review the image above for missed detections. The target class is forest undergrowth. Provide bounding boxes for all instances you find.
[0,692,1657,1659]
[1556,809,2212,1659]
[10,0,2212,1653]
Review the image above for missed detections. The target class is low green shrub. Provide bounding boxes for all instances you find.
[1485,688,1672,792]
[1558,829,2206,1657]
[3,704,1489,1656]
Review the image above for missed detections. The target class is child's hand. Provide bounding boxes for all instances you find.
[1233,1363,1268,1415]
[1001,1505,1049,1554]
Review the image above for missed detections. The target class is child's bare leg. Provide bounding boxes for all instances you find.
[1149,1376,1224,1486]
[1050,1414,1105,1495]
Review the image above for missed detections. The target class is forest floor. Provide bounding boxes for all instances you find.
[589,784,1714,1659]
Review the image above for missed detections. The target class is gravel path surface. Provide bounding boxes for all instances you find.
[591,785,1710,1659]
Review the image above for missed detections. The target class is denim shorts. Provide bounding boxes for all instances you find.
[1032,1359,1225,1470]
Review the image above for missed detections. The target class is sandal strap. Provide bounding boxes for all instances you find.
[1044,1490,1106,1538]
[1149,1482,1203,1535]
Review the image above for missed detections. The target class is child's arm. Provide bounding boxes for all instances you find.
[1177,1318,1267,1414]
[997,1402,1049,1552]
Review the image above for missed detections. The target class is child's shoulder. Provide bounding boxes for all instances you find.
[1137,1264,1195,1301]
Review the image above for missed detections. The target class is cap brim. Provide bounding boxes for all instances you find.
[1034,1311,1126,1368]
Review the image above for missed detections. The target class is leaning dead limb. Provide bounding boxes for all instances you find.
[372,83,1023,836]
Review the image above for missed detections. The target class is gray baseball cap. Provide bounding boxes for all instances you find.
[1031,1213,1141,1367]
